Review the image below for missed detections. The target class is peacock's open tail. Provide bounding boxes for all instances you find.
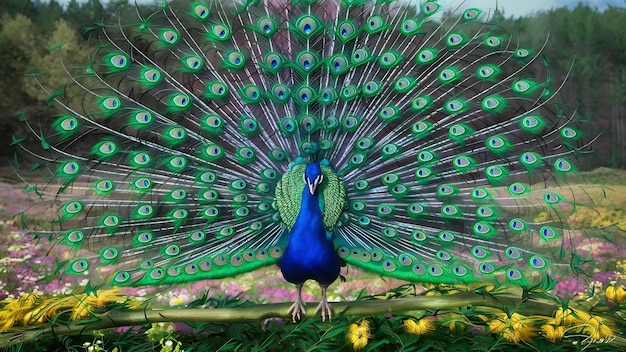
[14,0,596,318]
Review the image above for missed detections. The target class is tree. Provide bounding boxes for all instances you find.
[601,6,626,167]
[0,14,89,161]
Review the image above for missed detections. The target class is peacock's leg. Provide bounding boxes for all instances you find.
[315,284,333,322]
[288,284,306,322]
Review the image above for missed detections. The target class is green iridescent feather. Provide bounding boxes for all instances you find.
[12,0,602,298]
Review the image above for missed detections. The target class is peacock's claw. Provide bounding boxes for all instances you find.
[289,284,306,322]
[288,300,307,322]
[315,284,333,322]
[315,299,333,322]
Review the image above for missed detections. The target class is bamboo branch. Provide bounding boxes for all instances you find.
[0,292,561,347]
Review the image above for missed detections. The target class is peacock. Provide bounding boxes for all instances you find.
[14,0,593,323]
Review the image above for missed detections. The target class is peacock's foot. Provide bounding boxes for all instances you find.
[315,299,333,322]
[288,300,306,323]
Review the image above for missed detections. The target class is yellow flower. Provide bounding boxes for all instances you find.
[554,307,590,326]
[0,311,17,331]
[541,322,566,342]
[487,314,508,333]
[404,318,435,335]
[581,316,614,340]
[169,296,185,307]
[606,285,626,305]
[346,319,371,351]
[22,307,47,326]
[487,313,536,344]
[501,329,521,343]
[71,289,125,321]
[0,294,49,331]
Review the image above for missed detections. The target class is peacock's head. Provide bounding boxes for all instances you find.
[304,163,324,195]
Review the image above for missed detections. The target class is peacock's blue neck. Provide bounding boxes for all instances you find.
[298,186,323,226]
[279,183,340,286]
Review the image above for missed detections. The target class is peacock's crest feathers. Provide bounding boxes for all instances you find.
[15,0,593,290]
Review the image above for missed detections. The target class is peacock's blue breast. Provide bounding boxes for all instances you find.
[280,185,340,286]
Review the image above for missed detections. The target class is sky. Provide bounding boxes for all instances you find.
[458,0,625,17]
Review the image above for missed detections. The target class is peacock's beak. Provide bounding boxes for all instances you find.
[307,175,324,195]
